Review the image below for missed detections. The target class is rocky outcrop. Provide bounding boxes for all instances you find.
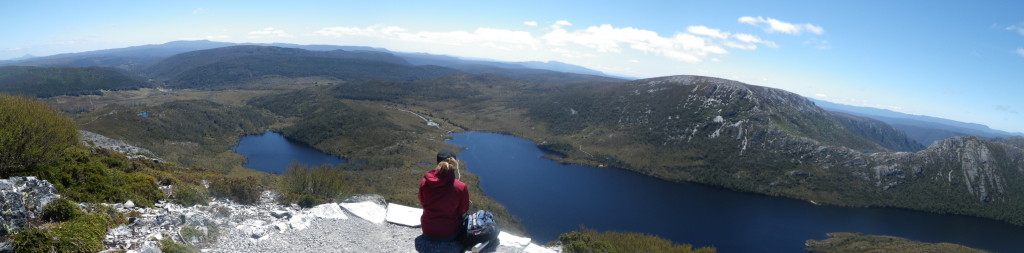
[79,130,162,162]
[102,192,552,253]
[0,176,60,237]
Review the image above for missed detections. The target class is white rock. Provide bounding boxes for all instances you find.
[498,231,531,248]
[524,243,556,253]
[288,215,312,230]
[385,203,422,227]
[340,201,386,224]
[124,200,135,208]
[307,203,348,220]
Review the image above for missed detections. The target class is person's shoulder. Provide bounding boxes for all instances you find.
[454,179,468,189]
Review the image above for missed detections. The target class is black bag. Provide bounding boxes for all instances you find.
[460,210,499,247]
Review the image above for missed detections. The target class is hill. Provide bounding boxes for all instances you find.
[513,75,1024,226]
[0,66,149,97]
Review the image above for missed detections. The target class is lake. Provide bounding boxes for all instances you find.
[446,131,1024,252]
[231,131,346,174]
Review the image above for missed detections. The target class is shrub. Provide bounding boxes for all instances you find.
[42,198,82,222]
[209,176,262,205]
[12,226,53,253]
[0,94,78,177]
[50,213,111,253]
[277,163,349,206]
[559,228,716,253]
[160,237,198,253]
[179,224,219,246]
[174,184,210,206]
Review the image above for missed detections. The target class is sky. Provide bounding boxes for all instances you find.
[2,0,1023,133]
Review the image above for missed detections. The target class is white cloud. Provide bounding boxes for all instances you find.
[802,38,831,50]
[739,16,824,35]
[524,21,538,27]
[249,27,292,38]
[400,28,539,49]
[552,20,573,29]
[309,20,799,64]
[731,33,778,49]
[541,22,727,63]
[1016,48,1024,57]
[192,8,207,15]
[814,93,828,98]
[687,26,729,39]
[313,26,405,38]
[1007,25,1024,36]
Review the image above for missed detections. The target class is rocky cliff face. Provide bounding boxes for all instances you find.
[863,136,1024,203]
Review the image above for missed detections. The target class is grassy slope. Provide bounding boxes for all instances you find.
[806,232,989,253]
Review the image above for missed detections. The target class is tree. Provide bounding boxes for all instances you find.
[0,94,78,177]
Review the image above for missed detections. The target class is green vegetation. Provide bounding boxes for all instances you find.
[179,224,219,247]
[209,176,263,205]
[42,198,82,222]
[77,99,274,172]
[160,237,198,253]
[12,212,112,253]
[278,163,350,207]
[0,94,79,177]
[805,232,989,253]
[0,66,148,97]
[558,228,715,253]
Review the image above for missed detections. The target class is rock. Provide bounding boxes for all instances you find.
[386,203,422,227]
[125,200,136,208]
[270,210,292,219]
[137,240,160,253]
[0,176,59,237]
[0,241,12,253]
[340,201,386,224]
[306,203,348,220]
[525,243,557,253]
[498,231,532,247]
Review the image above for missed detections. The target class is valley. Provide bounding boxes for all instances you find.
[3,41,1021,251]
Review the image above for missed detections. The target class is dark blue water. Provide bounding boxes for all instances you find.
[447,131,1024,252]
[231,131,346,174]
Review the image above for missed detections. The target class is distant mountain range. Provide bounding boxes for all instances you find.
[810,98,1022,146]
[1,40,623,79]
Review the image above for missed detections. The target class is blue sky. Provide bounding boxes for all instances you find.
[3,0,1023,133]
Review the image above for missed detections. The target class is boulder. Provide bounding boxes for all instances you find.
[0,176,59,237]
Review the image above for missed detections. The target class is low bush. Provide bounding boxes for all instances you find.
[160,237,198,253]
[174,184,210,206]
[12,226,53,253]
[42,198,82,222]
[277,163,349,206]
[179,224,219,247]
[209,176,262,205]
[50,213,111,253]
[559,228,716,253]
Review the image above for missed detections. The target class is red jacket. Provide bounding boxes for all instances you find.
[418,169,469,239]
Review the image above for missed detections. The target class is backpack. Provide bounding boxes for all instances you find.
[460,210,499,247]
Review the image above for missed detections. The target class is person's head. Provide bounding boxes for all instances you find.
[435,149,459,172]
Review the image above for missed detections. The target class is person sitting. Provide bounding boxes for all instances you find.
[415,150,470,253]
